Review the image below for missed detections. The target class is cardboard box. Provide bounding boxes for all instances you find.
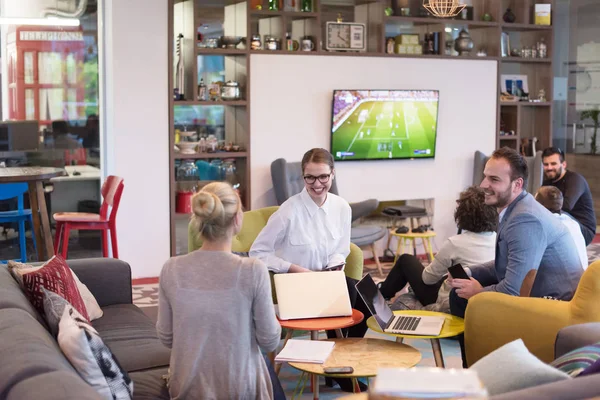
[535,4,551,25]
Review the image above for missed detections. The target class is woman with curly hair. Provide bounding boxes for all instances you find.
[377,186,498,313]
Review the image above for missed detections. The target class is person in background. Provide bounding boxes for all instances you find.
[250,147,368,393]
[378,186,497,313]
[542,147,596,245]
[157,182,284,400]
[535,185,588,270]
[51,120,82,149]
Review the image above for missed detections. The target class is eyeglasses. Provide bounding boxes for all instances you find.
[303,174,331,184]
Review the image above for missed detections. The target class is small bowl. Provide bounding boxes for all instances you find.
[179,130,196,138]
[177,142,198,154]
[221,36,244,49]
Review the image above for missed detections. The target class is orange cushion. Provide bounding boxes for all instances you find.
[53,212,105,222]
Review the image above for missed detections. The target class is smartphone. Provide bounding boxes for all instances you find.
[448,263,469,280]
[323,262,346,272]
[323,366,354,374]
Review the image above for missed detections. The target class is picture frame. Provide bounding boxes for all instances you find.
[500,32,511,57]
[501,74,529,97]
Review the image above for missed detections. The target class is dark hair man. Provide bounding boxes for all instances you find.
[542,147,596,245]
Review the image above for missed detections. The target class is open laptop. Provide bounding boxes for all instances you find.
[274,271,352,320]
[356,274,445,336]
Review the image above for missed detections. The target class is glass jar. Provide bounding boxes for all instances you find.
[209,159,224,180]
[222,159,240,190]
[176,160,199,193]
[251,34,262,50]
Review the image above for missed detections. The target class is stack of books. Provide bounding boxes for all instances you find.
[274,339,335,364]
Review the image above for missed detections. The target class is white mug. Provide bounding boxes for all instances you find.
[301,38,314,51]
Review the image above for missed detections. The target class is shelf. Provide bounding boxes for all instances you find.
[249,10,319,18]
[196,48,247,55]
[174,151,248,160]
[499,136,519,140]
[501,57,551,64]
[500,102,552,108]
[249,49,499,60]
[385,16,498,28]
[174,100,247,106]
[501,22,553,31]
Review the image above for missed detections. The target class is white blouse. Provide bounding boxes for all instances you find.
[249,188,352,273]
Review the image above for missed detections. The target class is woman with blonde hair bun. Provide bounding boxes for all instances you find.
[157,182,283,400]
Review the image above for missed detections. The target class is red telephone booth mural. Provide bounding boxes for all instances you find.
[6,26,86,127]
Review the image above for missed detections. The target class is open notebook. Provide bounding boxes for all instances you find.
[274,339,335,364]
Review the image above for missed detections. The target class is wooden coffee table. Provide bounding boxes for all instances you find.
[288,338,421,399]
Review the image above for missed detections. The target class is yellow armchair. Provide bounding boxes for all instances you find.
[188,206,364,301]
[464,260,600,366]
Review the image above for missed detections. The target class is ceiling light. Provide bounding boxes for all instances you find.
[0,17,80,27]
[423,0,466,18]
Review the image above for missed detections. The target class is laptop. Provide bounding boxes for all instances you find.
[355,274,445,336]
[274,271,352,320]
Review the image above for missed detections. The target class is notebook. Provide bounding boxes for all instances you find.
[274,339,336,364]
[274,271,352,320]
[372,368,487,398]
[355,274,445,336]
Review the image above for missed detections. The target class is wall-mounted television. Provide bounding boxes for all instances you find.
[330,89,439,161]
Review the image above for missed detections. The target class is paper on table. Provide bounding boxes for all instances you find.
[274,339,335,364]
[372,368,488,399]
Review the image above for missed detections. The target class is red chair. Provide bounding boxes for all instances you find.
[53,176,124,258]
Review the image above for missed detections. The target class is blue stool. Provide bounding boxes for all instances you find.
[0,183,37,263]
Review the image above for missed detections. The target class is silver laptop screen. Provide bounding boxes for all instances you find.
[355,274,394,329]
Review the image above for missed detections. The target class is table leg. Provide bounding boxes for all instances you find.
[334,329,344,338]
[395,337,404,344]
[427,238,435,261]
[352,378,360,393]
[394,237,402,264]
[35,181,54,259]
[431,338,445,368]
[310,330,319,399]
[275,330,294,375]
[27,182,44,261]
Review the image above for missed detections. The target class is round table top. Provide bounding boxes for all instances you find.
[288,338,421,378]
[278,309,364,331]
[389,230,437,239]
[367,310,464,339]
[0,167,65,183]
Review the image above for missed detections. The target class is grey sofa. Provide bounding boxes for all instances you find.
[492,322,600,399]
[0,258,170,400]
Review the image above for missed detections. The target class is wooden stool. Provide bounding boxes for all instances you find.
[389,230,436,263]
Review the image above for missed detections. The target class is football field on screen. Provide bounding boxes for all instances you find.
[332,100,438,160]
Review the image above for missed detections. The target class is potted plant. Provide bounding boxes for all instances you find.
[581,108,600,155]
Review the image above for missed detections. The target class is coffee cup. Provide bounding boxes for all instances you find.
[301,37,314,51]
[286,39,299,51]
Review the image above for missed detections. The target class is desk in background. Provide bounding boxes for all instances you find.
[50,165,101,220]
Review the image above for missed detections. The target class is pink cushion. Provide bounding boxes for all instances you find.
[53,212,104,222]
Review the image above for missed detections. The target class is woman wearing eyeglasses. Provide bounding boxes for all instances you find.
[250,148,367,393]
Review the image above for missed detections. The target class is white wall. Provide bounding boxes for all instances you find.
[102,0,170,278]
[250,54,497,247]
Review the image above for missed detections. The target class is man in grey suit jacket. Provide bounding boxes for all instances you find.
[449,147,583,366]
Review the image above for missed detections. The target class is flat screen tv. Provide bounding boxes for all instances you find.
[330,89,439,161]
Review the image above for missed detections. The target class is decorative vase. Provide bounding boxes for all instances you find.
[454,29,474,55]
[503,8,516,23]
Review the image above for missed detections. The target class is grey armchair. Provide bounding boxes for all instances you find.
[473,150,544,194]
[271,158,387,275]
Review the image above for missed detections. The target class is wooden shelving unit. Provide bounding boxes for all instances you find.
[168,0,555,256]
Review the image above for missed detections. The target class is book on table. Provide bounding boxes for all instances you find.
[371,368,488,399]
[274,339,335,364]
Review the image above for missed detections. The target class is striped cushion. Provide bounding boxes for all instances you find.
[550,341,600,377]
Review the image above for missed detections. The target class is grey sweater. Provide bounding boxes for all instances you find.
[157,251,281,400]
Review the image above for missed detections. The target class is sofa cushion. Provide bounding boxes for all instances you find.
[92,304,170,373]
[0,309,76,398]
[5,371,103,400]
[129,367,170,400]
[58,305,133,400]
[9,259,103,320]
[470,339,571,396]
[0,265,46,326]
[21,255,89,321]
[550,341,600,377]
